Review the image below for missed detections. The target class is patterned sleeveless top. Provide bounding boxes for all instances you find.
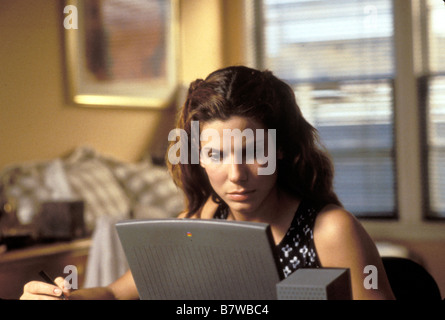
[213,199,322,279]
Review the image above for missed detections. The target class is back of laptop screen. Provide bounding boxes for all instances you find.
[116,219,282,300]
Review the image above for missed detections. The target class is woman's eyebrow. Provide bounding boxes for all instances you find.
[201,145,220,151]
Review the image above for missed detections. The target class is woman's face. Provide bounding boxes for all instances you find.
[200,116,279,217]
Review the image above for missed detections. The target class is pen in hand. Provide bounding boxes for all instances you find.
[38,270,66,300]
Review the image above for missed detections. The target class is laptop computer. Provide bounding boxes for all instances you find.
[115,218,282,300]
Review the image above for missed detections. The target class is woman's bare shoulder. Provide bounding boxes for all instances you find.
[177,197,218,219]
[315,205,360,235]
[314,204,369,250]
[313,204,395,299]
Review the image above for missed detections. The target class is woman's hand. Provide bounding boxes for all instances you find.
[20,270,137,300]
[20,277,71,300]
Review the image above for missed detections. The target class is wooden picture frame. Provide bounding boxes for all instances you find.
[63,0,179,109]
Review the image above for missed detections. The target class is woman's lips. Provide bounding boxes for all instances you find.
[226,190,255,201]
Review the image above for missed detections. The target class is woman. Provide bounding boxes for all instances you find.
[21,66,394,300]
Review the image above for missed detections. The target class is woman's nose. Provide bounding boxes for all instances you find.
[228,162,248,183]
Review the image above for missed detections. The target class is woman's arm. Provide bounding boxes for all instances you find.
[105,270,139,300]
[68,270,139,300]
[21,270,139,300]
[313,205,395,300]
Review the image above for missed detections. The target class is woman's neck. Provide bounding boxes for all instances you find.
[227,188,301,244]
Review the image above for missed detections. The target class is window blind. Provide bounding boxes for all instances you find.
[425,0,445,218]
[260,0,396,217]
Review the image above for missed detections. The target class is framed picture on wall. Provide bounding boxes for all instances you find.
[63,0,179,109]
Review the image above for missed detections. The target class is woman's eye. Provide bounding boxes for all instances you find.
[208,151,221,162]
[244,150,256,162]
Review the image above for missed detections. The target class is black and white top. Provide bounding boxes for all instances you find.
[213,199,322,279]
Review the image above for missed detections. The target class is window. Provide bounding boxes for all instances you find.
[258,0,396,217]
[423,0,445,218]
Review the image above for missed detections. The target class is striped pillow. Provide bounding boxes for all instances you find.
[64,157,131,231]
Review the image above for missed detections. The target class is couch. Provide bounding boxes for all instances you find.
[0,146,184,287]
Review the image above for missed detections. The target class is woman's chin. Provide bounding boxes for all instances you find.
[225,200,259,217]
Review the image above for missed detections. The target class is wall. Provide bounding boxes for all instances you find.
[0,0,227,169]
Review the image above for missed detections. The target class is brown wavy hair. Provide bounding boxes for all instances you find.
[167,66,341,217]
